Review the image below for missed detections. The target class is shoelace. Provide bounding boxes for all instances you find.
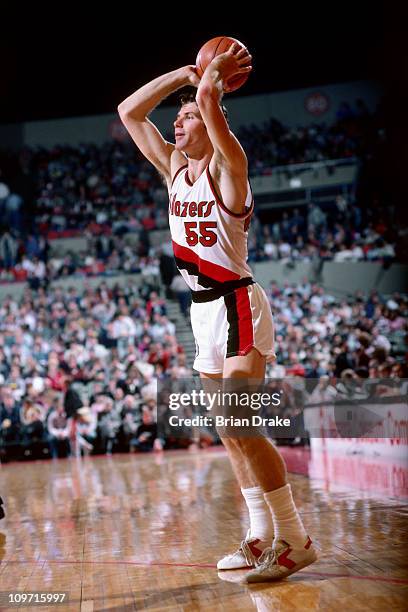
[256,541,288,569]
[240,539,259,567]
[256,547,277,569]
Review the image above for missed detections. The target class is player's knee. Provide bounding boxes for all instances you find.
[224,365,252,379]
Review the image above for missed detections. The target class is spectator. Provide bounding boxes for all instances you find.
[0,232,18,269]
[130,407,162,453]
[0,387,21,447]
[97,396,121,455]
[20,398,45,447]
[46,396,71,459]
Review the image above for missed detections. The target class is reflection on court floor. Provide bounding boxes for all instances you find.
[0,447,407,611]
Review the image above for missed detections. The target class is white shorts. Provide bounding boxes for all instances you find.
[190,282,276,374]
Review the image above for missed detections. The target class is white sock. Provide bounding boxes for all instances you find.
[241,486,274,545]
[264,483,308,548]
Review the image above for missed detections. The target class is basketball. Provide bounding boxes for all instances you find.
[195,36,250,92]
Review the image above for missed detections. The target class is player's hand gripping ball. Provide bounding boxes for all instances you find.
[195,36,252,92]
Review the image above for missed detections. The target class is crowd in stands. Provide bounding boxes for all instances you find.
[0,143,169,283]
[265,280,407,380]
[0,97,404,283]
[0,143,167,240]
[247,201,398,264]
[0,226,162,287]
[0,277,406,462]
[263,280,407,444]
[0,280,194,462]
[237,99,378,173]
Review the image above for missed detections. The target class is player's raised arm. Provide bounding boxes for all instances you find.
[117,66,200,185]
[196,43,252,173]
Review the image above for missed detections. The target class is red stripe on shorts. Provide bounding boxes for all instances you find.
[234,286,254,353]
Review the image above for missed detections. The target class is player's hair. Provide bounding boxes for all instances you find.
[179,89,228,121]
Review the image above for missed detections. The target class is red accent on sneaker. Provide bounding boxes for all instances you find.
[304,537,312,550]
[247,539,263,558]
[277,547,296,570]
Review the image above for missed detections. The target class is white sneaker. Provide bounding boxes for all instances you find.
[217,530,267,570]
[245,537,317,582]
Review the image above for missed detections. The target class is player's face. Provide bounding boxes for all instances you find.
[174,103,208,152]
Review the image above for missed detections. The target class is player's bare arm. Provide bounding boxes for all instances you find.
[117,66,200,189]
[196,43,252,214]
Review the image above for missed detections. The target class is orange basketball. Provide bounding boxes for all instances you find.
[195,36,250,92]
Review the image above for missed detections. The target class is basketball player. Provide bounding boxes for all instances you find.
[118,42,317,582]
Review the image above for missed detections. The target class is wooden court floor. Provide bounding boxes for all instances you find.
[0,447,407,611]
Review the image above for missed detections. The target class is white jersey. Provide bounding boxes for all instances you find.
[168,164,254,292]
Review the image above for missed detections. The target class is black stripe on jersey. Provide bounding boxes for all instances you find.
[174,256,225,289]
[206,166,253,219]
[224,291,240,356]
[171,164,188,187]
